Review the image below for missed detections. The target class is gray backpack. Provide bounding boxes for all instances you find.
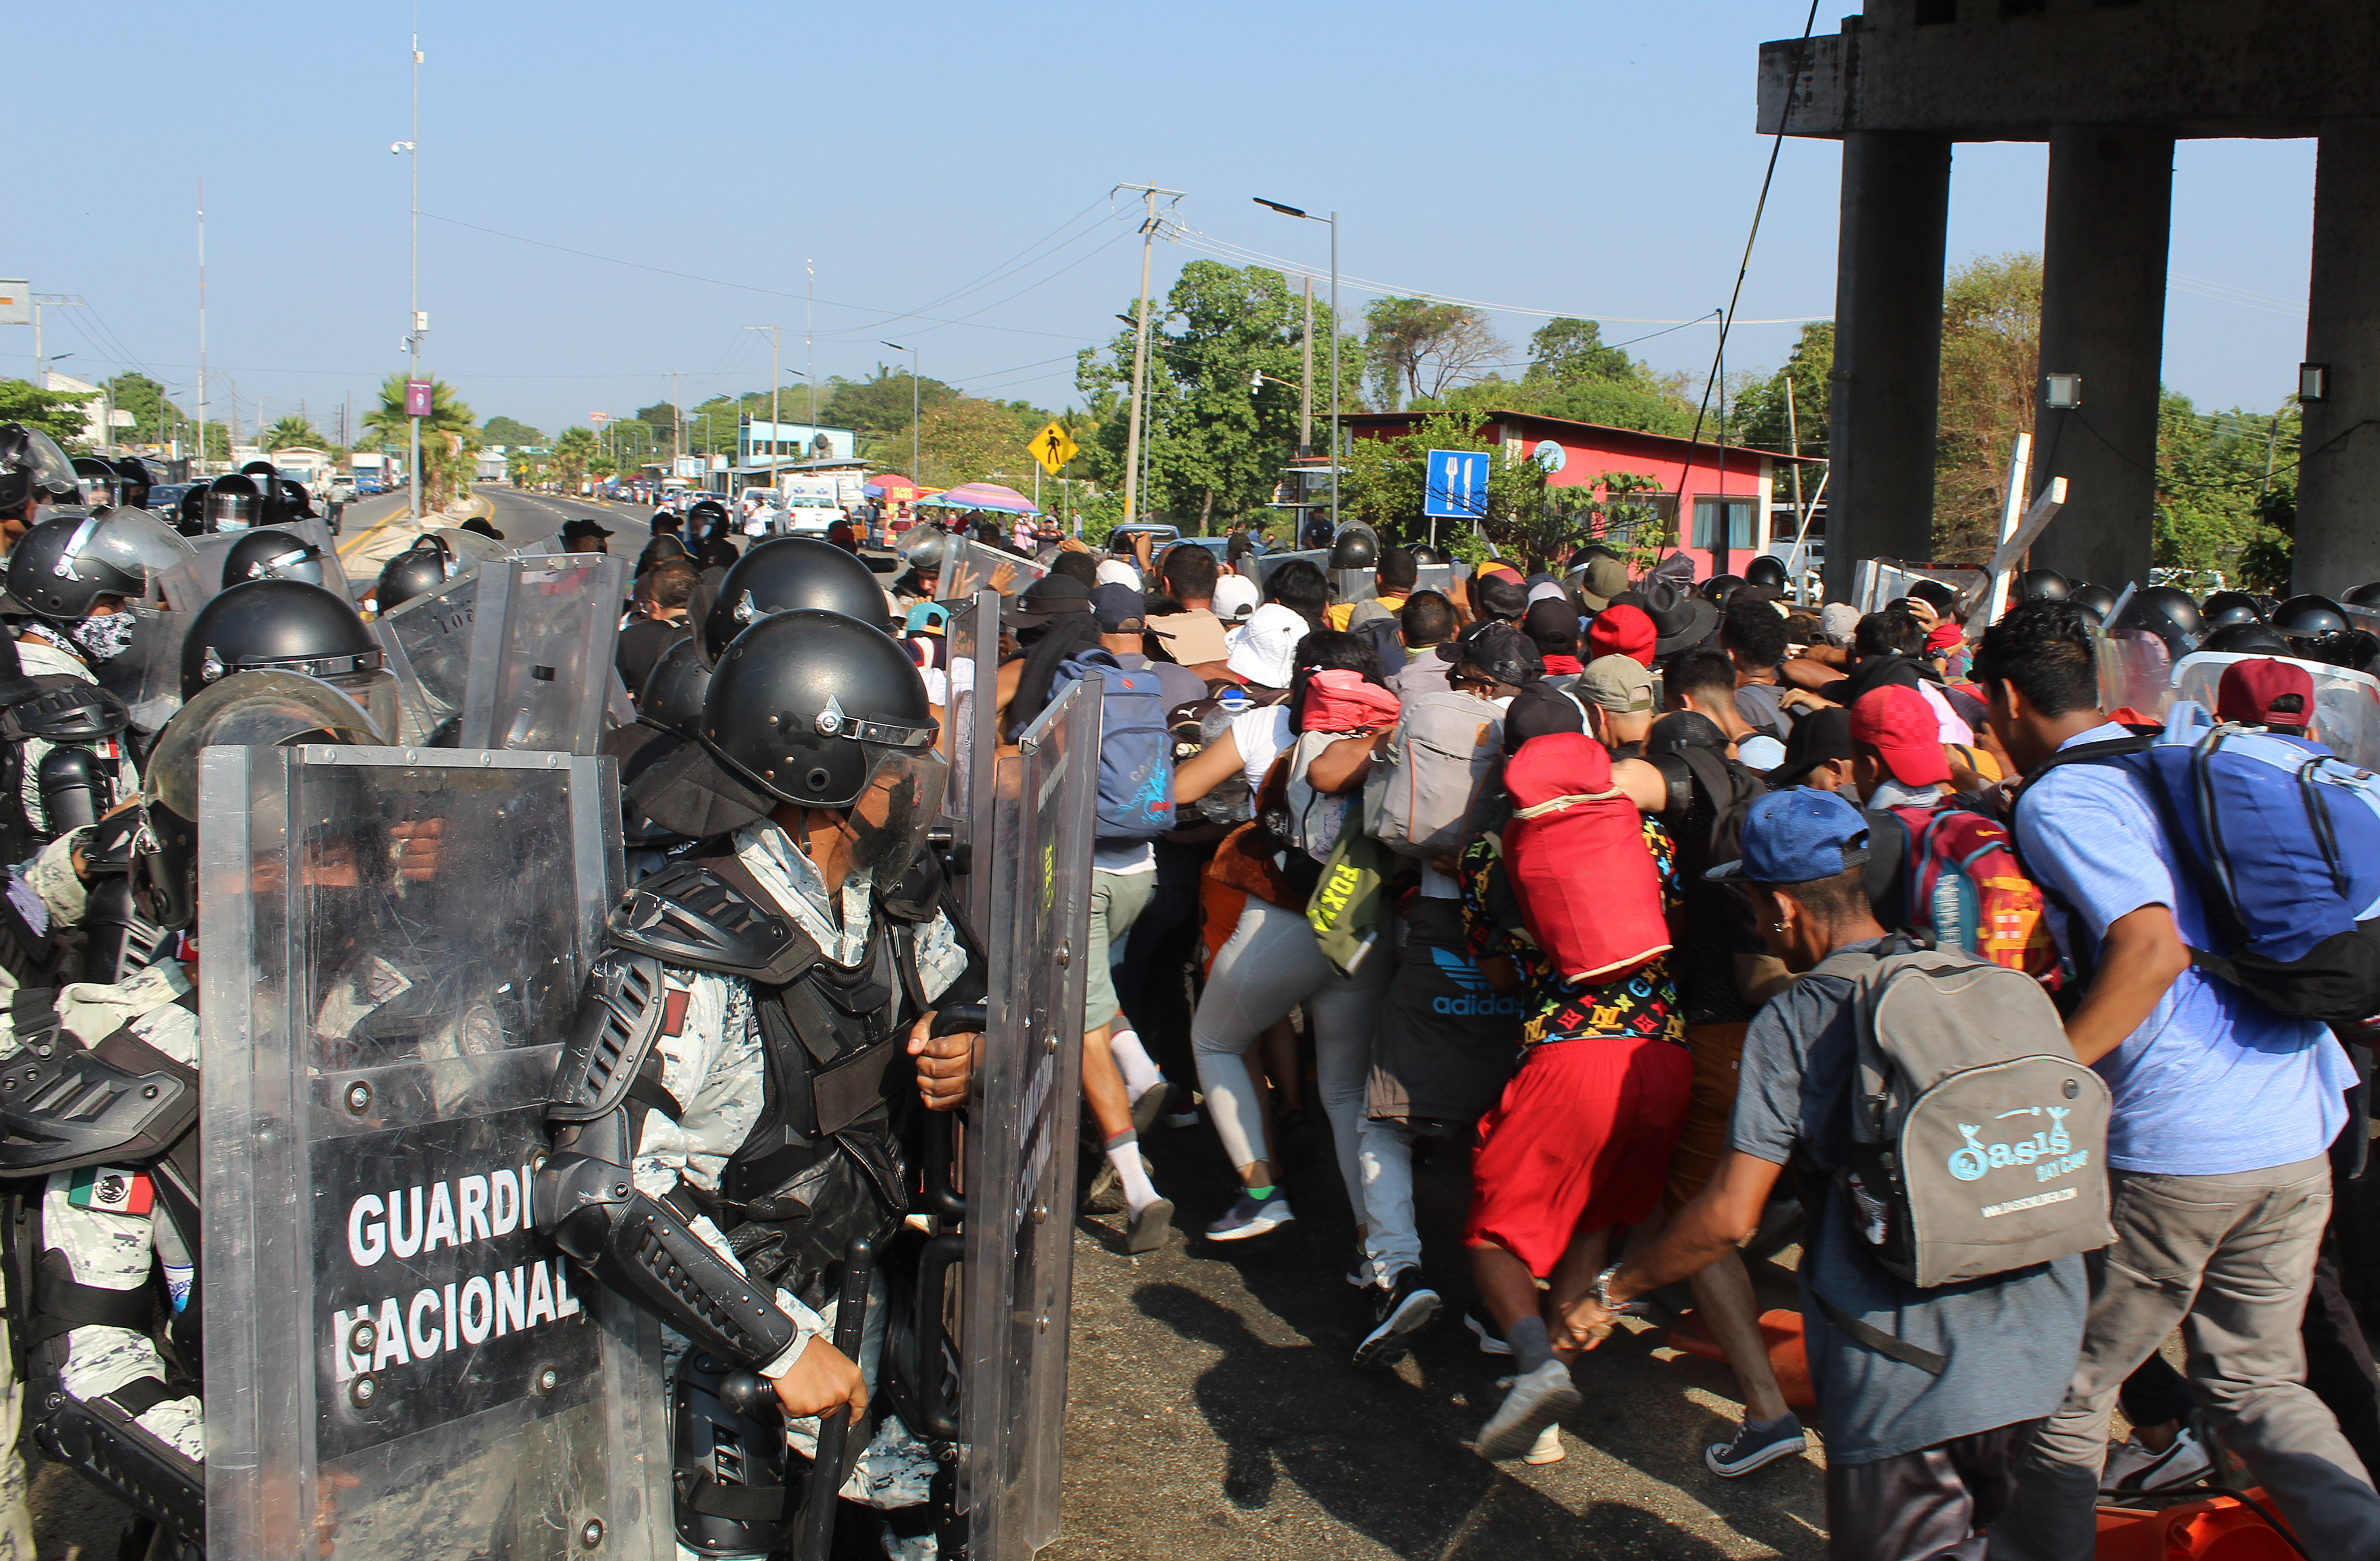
[1815,942,2112,1291]
[1361,691,1502,860]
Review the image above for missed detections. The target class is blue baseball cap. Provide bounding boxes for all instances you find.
[1705,787,1870,884]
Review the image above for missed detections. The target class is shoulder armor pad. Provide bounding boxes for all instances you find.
[0,1030,196,1175]
[606,858,810,983]
[2,684,129,744]
[548,951,668,1124]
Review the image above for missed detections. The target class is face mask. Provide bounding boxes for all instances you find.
[70,613,139,664]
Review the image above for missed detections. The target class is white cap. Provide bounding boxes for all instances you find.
[1095,558,1142,590]
[1212,573,1261,622]
[1226,602,1307,689]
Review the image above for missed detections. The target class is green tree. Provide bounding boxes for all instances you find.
[819,367,960,445]
[104,374,184,449]
[2155,393,2297,591]
[1934,253,2043,564]
[359,373,477,506]
[1413,316,1696,436]
[481,415,546,447]
[1075,260,1361,532]
[0,380,96,449]
[550,427,598,489]
[1523,318,1639,385]
[911,398,1042,490]
[1336,412,1545,558]
[1728,321,1833,460]
[1363,297,1505,410]
[265,413,323,451]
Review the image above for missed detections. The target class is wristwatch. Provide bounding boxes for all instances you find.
[1592,1262,1626,1315]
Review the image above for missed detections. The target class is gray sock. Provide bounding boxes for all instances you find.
[1507,1315,1553,1376]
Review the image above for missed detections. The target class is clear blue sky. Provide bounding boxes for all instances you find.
[9,0,2317,443]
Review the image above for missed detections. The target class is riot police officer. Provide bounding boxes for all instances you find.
[0,424,81,551]
[217,527,331,589]
[370,533,460,613]
[701,535,892,664]
[537,608,983,1559]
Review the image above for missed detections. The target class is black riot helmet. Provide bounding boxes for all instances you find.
[897,522,951,573]
[71,457,121,510]
[7,510,196,622]
[1328,523,1379,571]
[111,459,152,512]
[2201,590,2265,633]
[2203,620,2292,656]
[1743,554,1790,591]
[203,472,264,532]
[698,609,945,877]
[373,534,458,612]
[221,527,329,588]
[702,535,889,664]
[2112,585,2204,659]
[2275,594,2351,642]
[1410,544,1444,567]
[637,634,710,733]
[1701,573,1746,606]
[2132,586,2203,641]
[2068,582,2118,623]
[175,485,208,535]
[180,579,394,729]
[135,670,386,932]
[262,475,317,525]
[2016,568,2069,604]
[0,424,80,512]
[2345,582,2380,610]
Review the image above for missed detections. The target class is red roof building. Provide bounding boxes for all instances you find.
[1319,409,1824,580]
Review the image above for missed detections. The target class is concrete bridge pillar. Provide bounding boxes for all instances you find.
[2030,126,2174,593]
[1824,130,1953,603]
[2293,117,2380,598]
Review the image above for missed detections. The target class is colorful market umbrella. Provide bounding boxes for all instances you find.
[917,481,1038,516]
[862,473,917,499]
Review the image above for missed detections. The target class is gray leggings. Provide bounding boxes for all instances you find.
[1191,898,1389,1211]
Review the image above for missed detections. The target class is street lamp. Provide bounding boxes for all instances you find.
[881,341,919,485]
[1254,198,1338,536]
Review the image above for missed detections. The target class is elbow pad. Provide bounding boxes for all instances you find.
[534,1151,799,1372]
[34,1385,203,1549]
[35,746,108,838]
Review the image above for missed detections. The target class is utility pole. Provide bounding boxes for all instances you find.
[806,259,817,431]
[1115,183,1183,524]
[1300,275,1314,457]
[746,324,780,482]
[402,33,424,522]
[671,371,682,472]
[1783,373,1807,563]
[881,341,919,484]
[196,181,208,475]
[1255,198,1339,535]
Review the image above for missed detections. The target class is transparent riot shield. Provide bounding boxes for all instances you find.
[940,591,1003,935]
[940,535,1047,601]
[1856,559,1988,617]
[957,677,1098,1561]
[199,744,664,1561]
[1248,548,1329,592]
[1412,562,1455,598]
[371,571,480,747]
[2172,650,2380,770]
[1332,567,1377,607]
[2093,625,2177,725]
[461,556,629,756]
[91,607,190,733]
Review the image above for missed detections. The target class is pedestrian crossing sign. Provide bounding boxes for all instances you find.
[1029,422,1079,477]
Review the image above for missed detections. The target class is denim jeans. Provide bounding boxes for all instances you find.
[1990,1155,2380,1559]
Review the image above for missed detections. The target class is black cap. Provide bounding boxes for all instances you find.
[1767,705,1853,786]
[459,517,505,541]
[1010,573,1093,623]
[560,518,613,541]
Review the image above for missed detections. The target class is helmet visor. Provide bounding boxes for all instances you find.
[141,669,386,821]
[841,747,949,883]
[69,508,199,590]
[15,428,78,497]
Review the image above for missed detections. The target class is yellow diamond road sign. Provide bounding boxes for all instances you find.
[1029,422,1079,476]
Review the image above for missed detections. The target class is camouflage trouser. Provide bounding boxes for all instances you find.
[0,1307,32,1561]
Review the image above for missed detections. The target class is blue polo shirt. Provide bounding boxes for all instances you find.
[2012,722,2353,1176]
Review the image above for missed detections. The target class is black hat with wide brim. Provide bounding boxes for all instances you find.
[1640,579,1720,657]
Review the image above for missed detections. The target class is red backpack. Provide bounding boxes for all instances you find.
[1863,801,2061,988]
[1502,733,1673,984]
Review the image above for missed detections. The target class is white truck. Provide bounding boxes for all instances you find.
[777,476,845,537]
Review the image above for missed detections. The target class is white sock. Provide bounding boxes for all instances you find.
[1108,1028,1163,1100]
[1104,1131,1161,1216]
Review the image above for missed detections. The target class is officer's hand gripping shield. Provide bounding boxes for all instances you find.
[937,535,1048,601]
[950,676,1099,1560]
[199,744,666,1561]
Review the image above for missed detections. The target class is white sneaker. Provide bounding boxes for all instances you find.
[2101,1427,2211,1500]
[1524,1423,1565,1465]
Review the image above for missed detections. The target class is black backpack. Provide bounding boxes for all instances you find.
[1644,727,1769,1018]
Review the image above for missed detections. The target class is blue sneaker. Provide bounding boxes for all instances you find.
[1204,1190,1294,1241]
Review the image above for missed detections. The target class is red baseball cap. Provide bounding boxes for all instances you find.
[1850,684,1952,787]
[1586,603,1656,667]
[2217,657,2314,730]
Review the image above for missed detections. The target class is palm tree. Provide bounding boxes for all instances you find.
[264,413,322,452]
[360,372,478,507]
[550,427,597,493]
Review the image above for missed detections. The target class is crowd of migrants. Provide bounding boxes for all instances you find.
[5,405,2380,1561]
[835,514,2379,1560]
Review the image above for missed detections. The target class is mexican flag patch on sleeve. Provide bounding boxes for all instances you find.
[67,1167,154,1216]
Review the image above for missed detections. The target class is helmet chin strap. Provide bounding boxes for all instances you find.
[773,802,860,901]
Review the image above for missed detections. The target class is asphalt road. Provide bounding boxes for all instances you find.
[327,483,650,581]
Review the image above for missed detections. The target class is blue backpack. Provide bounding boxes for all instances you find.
[1053,649,1176,844]
[2015,701,2380,1023]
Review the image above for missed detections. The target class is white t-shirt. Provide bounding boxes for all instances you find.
[1232,704,1293,797]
